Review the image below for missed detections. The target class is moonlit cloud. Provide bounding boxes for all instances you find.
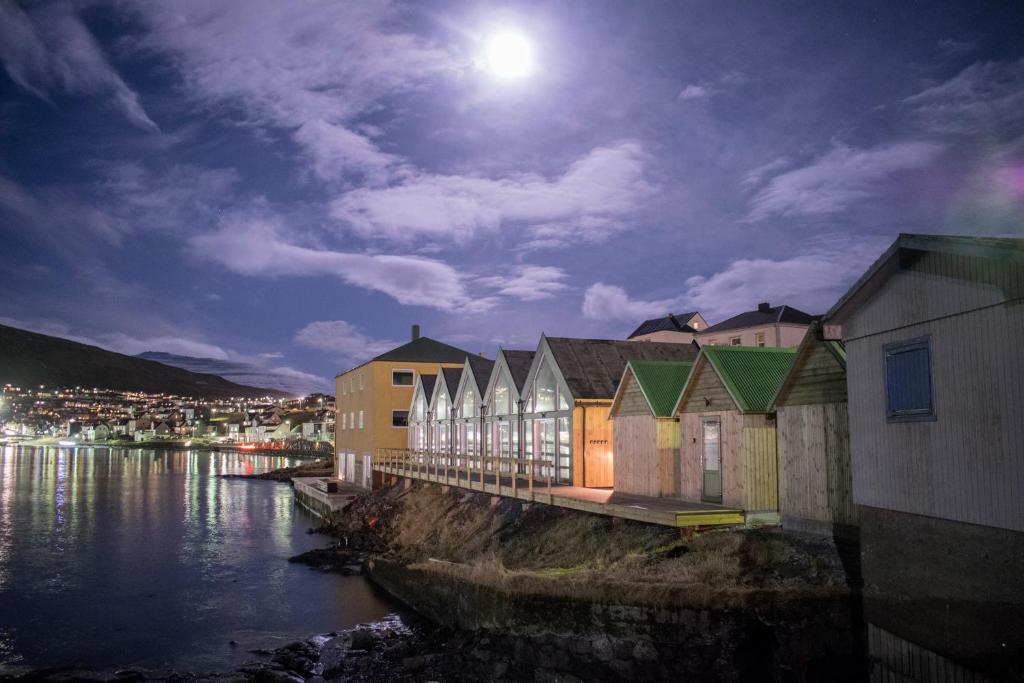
[905,58,1024,135]
[0,2,157,130]
[677,84,710,100]
[477,266,569,301]
[746,142,944,220]
[330,142,652,243]
[294,320,399,362]
[581,284,681,322]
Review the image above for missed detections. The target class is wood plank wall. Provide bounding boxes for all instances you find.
[613,415,680,497]
[778,402,856,526]
[679,410,745,507]
[776,341,847,406]
[742,414,779,512]
[614,372,651,416]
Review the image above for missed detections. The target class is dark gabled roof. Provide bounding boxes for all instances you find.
[440,367,462,399]
[371,336,469,364]
[417,374,437,401]
[700,305,816,334]
[545,337,700,400]
[502,350,535,392]
[465,355,495,394]
[825,233,1024,323]
[627,312,699,339]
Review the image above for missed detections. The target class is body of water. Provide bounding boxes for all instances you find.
[0,445,395,674]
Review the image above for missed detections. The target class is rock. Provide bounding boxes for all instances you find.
[349,628,375,652]
[591,635,614,662]
[632,639,660,662]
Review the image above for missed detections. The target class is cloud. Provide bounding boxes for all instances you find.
[905,58,1024,136]
[126,1,453,179]
[0,2,156,130]
[680,237,887,321]
[746,142,943,220]
[187,210,473,310]
[477,266,569,302]
[294,320,398,362]
[677,84,710,101]
[329,141,653,243]
[581,284,680,322]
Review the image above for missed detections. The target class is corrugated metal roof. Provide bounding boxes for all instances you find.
[702,346,797,412]
[629,360,694,417]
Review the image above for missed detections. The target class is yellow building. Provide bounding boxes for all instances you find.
[335,325,468,487]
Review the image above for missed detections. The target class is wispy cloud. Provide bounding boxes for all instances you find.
[187,209,475,311]
[294,320,398,363]
[0,2,157,130]
[746,142,943,221]
[677,84,710,101]
[330,141,652,243]
[905,58,1024,136]
[477,265,569,301]
[581,283,680,322]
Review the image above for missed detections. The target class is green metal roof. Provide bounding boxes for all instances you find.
[628,360,694,417]
[702,346,797,413]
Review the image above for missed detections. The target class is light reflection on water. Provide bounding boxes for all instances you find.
[0,445,395,674]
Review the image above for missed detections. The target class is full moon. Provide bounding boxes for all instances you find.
[486,31,533,78]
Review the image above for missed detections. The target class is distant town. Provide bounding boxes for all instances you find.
[0,384,335,453]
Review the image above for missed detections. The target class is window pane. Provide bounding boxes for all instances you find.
[885,342,933,416]
[494,376,510,415]
[392,410,409,427]
[535,359,556,412]
[392,371,414,386]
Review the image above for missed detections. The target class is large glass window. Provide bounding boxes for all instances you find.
[412,393,426,421]
[534,358,557,412]
[436,394,448,420]
[392,370,414,386]
[461,386,476,417]
[493,374,511,415]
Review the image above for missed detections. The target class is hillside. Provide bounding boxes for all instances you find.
[0,323,289,398]
[137,351,326,395]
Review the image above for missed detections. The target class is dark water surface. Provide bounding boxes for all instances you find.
[0,446,395,674]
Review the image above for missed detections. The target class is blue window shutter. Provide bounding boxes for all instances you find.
[884,338,934,420]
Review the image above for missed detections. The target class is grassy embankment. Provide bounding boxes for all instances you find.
[333,482,856,610]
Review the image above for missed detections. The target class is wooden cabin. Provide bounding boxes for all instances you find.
[407,373,436,452]
[673,346,796,516]
[824,234,1024,671]
[521,336,700,487]
[452,355,495,469]
[481,348,535,472]
[768,323,855,537]
[608,360,694,497]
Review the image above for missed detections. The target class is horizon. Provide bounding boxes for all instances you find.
[2,1,1023,394]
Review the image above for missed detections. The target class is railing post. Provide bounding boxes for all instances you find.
[528,458,534,494]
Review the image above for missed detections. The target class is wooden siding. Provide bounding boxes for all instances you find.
[775,341,847,407]
[842,250,1024,341]
[778,402,856,527]
[573,404,614,488]
[614,372,652,417]
[678,360,735,413]
[742,417,779,512]
[613,415,679,497]
[847,299,1024,532]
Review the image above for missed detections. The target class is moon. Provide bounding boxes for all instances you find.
[485,31,533,79]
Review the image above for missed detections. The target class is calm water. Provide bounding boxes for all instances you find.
[0,446,395,674]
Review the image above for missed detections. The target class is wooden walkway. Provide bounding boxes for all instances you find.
[373,450,744,528]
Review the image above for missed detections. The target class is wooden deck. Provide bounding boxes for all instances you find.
[373,449,745,528]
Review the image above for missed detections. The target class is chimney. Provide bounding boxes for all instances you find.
[411,324,421,340]
[757,302,771,313]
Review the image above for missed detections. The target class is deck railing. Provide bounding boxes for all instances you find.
[374,447,555,497]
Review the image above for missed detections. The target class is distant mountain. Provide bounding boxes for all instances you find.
[0,323,288,398]
[138,352,326,396]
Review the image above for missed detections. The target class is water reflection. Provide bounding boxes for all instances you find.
[0,446,395,674]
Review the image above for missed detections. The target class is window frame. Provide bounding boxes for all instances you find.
[391,369,415,387]
[358,410,364,428]
[883,336,936,423]
[730,337,742,346]
[392,410,409,428]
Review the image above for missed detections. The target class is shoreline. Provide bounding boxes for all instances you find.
[0,438,328,459]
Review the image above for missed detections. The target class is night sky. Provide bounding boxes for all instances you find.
[1,1,1022,393]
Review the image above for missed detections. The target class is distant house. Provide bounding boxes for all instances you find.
[768,322,854,537]
[452,355,495,470]
[627,312,709,344]
[609,360,694,497]
[520,336,700,487]
[695,303,816,348]
[824,233,1024,666]
[673,346,795,517]
[481,348,535,473]
[407,373,437,453]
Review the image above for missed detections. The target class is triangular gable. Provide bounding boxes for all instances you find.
[520,335,577,408]
[452,356,493,418]
[609,365,654,418]
[674,347,796,414]
[610,360,694,418]
[673,352,739,414]
[769,323,847,410]
[408,374,435,416]
[482,348,525,408]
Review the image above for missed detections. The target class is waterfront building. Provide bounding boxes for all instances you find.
[480,348,534,474]
[407,373,436,453]
[694,303,816,348]
[452,355,495,470]
[823,233,1024,673]
[520,336,700,487]
[768,323,854,537]
[673,346,795,518]
[427,366,462,469]
[627,312,709,344]
[608,360,694,497]
[335,326,468,488]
